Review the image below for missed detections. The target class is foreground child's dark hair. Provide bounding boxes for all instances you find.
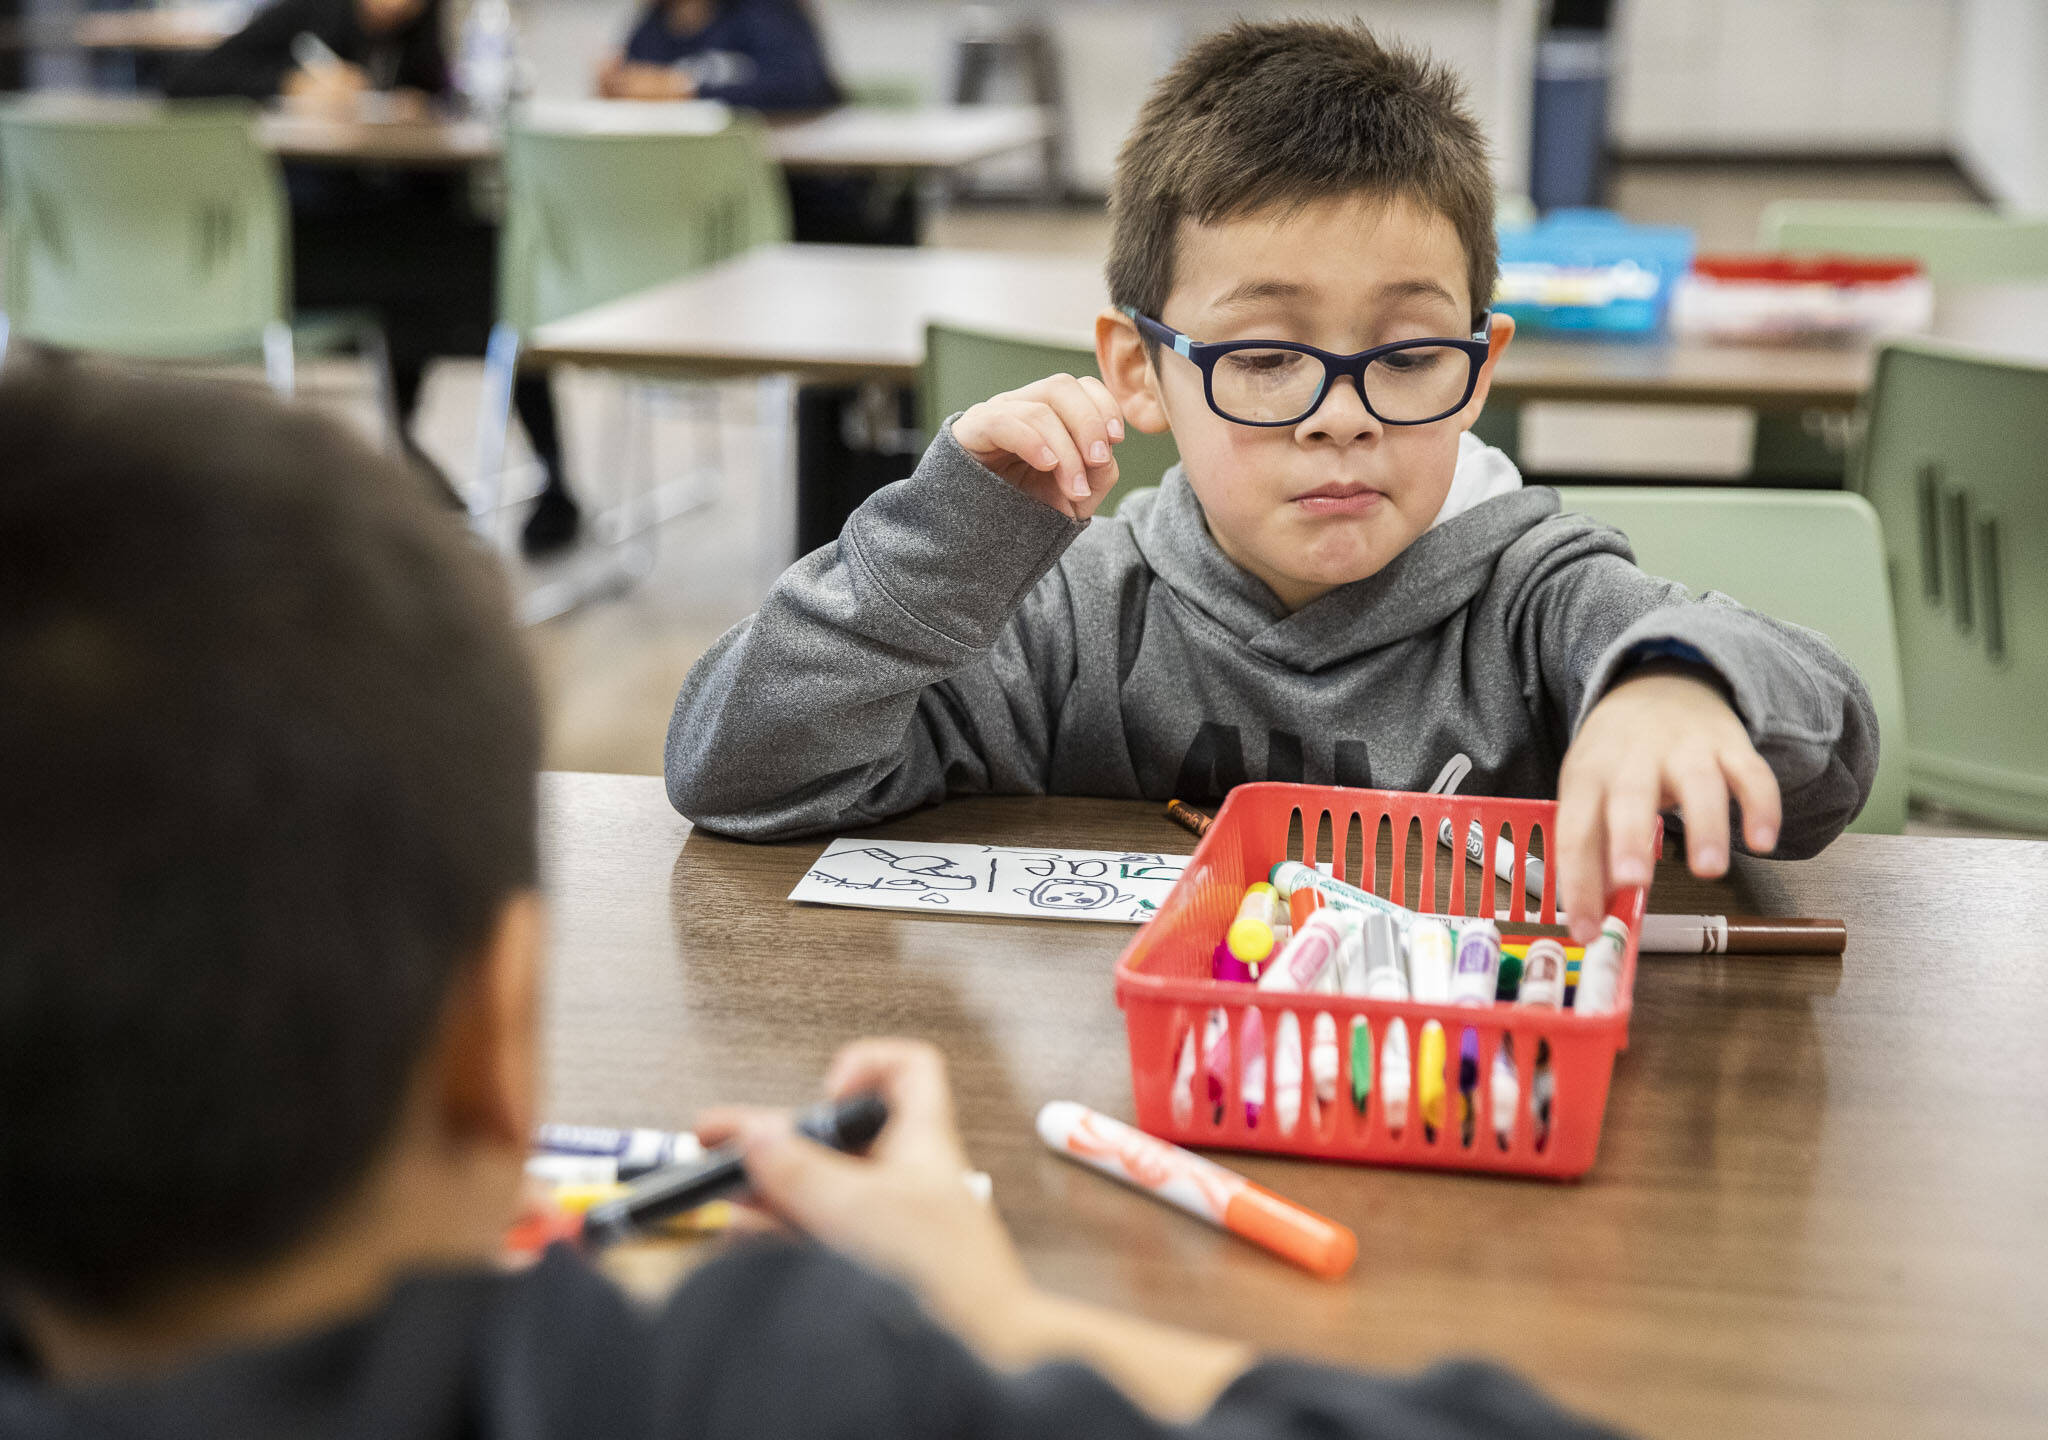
[0,364,540,1313]
[1108,19,1498,331]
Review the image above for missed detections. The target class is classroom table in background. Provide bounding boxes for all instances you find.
[526,242,2048,409]
[541,771,2047,1440]
[525,243,2048,561]
[72,4,237,52]
[255,103,1051,174]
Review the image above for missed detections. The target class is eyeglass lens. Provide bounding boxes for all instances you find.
[1210,344,1472,424]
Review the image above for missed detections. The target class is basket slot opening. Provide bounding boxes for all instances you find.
[1410,813,1432,913]
[1532,1036,1556,1152]
[1312,810,1335,873]
[1342,812,1366,889]
[1284,807,1305,864]
[1496,818,1520,923]
[1371,812,1395,900]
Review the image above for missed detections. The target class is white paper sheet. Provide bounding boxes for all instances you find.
[788,839,1190,924]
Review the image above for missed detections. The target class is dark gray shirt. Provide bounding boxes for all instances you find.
[0,1242,1630,1440]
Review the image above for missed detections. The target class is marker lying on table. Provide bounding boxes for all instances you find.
[1277,854,1845,956]
[581,1093,888,1247]
[1165,798,1213,840]
[1038,1101,1355,1279]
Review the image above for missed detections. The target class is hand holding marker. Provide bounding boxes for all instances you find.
[1167,802,1845,956]
[577,1093,889,1246]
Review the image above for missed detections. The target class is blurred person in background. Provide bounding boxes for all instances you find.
[166,0,583,553]
[598,0,915,245]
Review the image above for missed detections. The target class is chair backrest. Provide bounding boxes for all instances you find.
[498,103,790,335]
[1853,338,2048,828]
[921,321,1179,517]
[1553,485,1909,835]
[1757,201,2048,282]
[0,98,287,356]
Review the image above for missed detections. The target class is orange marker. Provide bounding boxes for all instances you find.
[1036,1100,1355,1279]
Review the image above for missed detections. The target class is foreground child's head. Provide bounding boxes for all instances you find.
[1098,21,1510,610]
[0,368,543,1365]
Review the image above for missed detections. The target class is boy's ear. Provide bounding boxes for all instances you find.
[1095,308,1171,435]
[435,890,544,1152]
[1460,311,1517,427]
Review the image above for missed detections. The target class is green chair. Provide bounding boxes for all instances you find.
[1852,339,2048,829]
[0,98,394,430]
[1750,202,2048,491]
[920,322,1179,516]
[1554,486,1908,834]
[1758,201,2048,283]
[477,104,791,569]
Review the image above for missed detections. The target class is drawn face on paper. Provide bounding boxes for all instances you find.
[1021,878,1124,911]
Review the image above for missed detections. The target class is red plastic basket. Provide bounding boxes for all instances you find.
[1114,783,1655,1180]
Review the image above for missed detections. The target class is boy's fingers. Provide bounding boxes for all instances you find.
[1554,779,1608,943]
[824,1038,965,1169]
[692,1102,782,1150]
[1723,745,1782,852]
[1601,765,1660,889]
[1035,378,1119,489]
[1076,374,1127,440]
[1017,402,1089,499]
[737,1114,870,1234]
[1670,755,1732,877]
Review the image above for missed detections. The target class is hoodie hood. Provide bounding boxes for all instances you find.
[1124,436,1557,669]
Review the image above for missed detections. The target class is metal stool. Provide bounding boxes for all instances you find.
[949,6,1065,202]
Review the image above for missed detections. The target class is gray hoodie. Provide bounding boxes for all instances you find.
[667,426,1877,852]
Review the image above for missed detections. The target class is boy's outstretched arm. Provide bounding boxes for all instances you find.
[1511,529,1880,941]
[665,378,1124,840]
[693,1041,1629,1440]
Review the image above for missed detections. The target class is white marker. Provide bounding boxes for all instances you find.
[1572,915,1630,1014]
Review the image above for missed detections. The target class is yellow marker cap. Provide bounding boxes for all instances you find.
[1226,918,1277,962]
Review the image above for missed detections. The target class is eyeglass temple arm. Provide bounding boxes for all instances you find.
[1118,304,1192,358]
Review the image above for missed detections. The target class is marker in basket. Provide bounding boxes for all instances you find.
[1570,916,1630,1015]
[1037,1101,1355,1279]
[1517,937,1568,1008]
[1257,907,1350,994]
[1165,799,1213,840]
[1439,818,1547,898]
[1226,884,1284,968]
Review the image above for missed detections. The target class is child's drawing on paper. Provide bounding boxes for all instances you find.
[800,846,982,904]
[789,840,1189,924]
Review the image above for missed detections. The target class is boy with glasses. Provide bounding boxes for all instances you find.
[667,20,1877,935]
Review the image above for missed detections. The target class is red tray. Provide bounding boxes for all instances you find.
[1115,783,1654,1180]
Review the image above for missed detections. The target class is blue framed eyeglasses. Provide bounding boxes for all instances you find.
[1122,306,1492,428]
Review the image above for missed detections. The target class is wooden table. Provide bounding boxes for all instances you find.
[257,102,1050,174]
[542,771,2048,1440]
[527,243,2048,411]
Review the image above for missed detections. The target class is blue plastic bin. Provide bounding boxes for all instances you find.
[1495,210,1695,335]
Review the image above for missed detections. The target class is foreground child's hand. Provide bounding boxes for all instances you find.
[952,374,1126,520]
[1556,667,1782,943]
[697,1040,1033,1338]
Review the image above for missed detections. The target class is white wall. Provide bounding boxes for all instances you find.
[1612,0,1954,154]
[516,0,1539,195]
[1953,0,2048,207]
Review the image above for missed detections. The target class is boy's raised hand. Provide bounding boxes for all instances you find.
[951,374,1127,520]
[1556,667,1783,943]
